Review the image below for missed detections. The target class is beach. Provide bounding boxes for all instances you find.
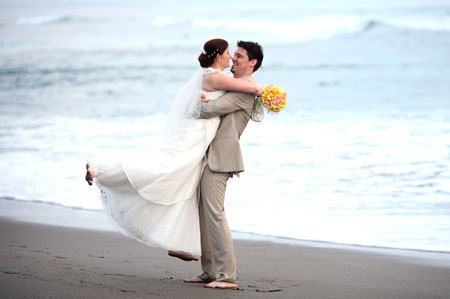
[1,199,450,299]
[1,0,450,252]
[2,1,450,297]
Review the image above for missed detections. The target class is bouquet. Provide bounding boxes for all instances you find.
[257,84,287,113]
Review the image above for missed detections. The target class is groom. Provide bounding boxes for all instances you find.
[184,41,264,289]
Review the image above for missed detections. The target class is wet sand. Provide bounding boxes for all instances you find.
[1,199,450,299]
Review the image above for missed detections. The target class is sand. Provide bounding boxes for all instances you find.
[1,199,450,299]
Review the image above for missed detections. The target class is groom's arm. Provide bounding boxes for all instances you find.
[198,92,254,119]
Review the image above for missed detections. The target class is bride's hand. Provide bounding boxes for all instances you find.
[255,85,263,97]
[242,77,261,96]
[201,94,211,103]
[243,77,256,84]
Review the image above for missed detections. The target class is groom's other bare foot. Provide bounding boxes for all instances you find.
[85,164,94,186]
[204,281,238,289]
[168,250,199,261]
[183,276,210,283]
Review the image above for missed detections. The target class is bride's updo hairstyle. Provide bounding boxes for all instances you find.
[198,38,229,68]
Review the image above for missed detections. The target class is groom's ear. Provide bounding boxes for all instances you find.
[249,59,257,68]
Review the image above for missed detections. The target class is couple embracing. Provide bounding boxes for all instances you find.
[85,39,264,289]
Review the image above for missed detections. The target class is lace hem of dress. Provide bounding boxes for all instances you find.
[97,183,201,256]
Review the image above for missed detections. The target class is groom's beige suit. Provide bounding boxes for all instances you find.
[198,90,256,284]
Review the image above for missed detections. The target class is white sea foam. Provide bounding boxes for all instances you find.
[384,16,450,31]
[151,16,182,27]
[16,15,74,25]
[193,15,367,42]
[189,15,450,42]
[3,114,446,251]
[5,12,450,53]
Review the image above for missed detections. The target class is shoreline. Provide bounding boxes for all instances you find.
[1,198,450,298]
[1,197,449,259]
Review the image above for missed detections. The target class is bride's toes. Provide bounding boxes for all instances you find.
[184,276,206,283]
[85,164,94,186]
[168,250,199,261]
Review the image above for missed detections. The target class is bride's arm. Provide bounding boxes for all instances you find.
[199,91,255,119]
[203,73,262,96]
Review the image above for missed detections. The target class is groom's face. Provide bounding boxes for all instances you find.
[231,47,253,77]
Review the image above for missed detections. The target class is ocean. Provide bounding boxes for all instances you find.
[1,0,450,252]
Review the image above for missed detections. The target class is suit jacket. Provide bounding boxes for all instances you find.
[199,91,255,174]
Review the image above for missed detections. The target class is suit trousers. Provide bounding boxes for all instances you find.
[198,165,236,283]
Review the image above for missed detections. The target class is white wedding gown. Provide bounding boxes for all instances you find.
[90,68,225,256]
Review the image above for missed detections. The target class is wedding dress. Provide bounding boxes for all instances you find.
[90,67,226,256]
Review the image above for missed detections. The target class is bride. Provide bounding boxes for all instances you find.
[85,38,261,259]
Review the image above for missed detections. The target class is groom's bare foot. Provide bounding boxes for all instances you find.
[204,281,238,289]
[183,276,207,283]
[168,250,199,261]
[85,164,94,186]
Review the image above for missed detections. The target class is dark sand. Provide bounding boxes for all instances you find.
[1,199,450,299]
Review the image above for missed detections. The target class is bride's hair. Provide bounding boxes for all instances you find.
[198,38,229,68]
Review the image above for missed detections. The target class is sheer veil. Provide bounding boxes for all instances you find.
[164,69,204,136]
[252,102,264,122]
[164,67,264,138]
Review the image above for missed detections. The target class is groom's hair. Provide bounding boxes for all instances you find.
[237,40,264,72]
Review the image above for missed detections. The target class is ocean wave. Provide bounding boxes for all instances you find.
[152,14,450,42]
[384,16,450,32]
[191,15,367,42]
[16,15,96,25]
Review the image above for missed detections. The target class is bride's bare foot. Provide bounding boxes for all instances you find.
[183,276,208,283]
[168,250,199,261]
[85,164,94,186]
[204,281,238,289]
